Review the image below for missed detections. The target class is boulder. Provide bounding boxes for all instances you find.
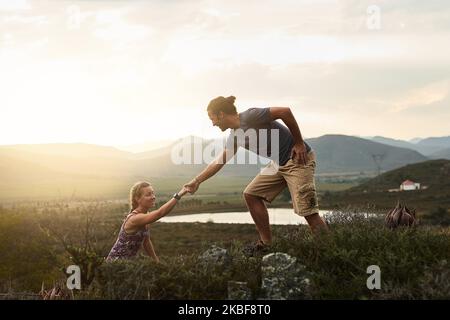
[227,281,252,300]
[260,252,311,299]
[198,245,230,268]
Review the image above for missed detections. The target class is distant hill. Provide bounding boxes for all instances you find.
[0,139,263,200]
[429,148,450,160]
[0,135,431,179]
[0,147,134,178]
[369,136,418,150]
[306,135,427,174]
[320,159,450,211]
[409,138,423,144]
[2,140,249,181]
[131,136,264,177]
[0,152,61,181]
[117,139,174,153]
[1,143,131,159]
[0,135,438,200]
[415,136,450,155]
[350,159,450,193]
[366,135,450,156]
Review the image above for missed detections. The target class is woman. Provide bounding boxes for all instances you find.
[106,181,189,262]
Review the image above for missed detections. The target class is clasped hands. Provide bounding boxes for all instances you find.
[176,177,200,198]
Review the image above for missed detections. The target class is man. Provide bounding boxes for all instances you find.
[184,96,328,254]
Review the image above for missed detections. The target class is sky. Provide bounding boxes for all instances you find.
[1,0,449,147]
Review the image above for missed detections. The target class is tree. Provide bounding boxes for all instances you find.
[39,207,116,287]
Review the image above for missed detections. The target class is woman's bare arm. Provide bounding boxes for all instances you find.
[143,235,159,262]
[126,186,188,230]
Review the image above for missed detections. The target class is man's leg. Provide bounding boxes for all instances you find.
[242,161,286,246]
[280,151,329,235]
[243,193,272,245]
[305,213,329,234]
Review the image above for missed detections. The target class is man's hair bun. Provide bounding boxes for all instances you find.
[207,95,238,115]
[226,96,236,104]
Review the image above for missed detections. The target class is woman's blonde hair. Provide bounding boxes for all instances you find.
[129,181,151,212]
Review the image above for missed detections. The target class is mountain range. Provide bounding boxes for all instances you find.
[1,134,449,200]
[365,136,450,157]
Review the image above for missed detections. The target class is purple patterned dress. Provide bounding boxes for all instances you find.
[106,211,149,261]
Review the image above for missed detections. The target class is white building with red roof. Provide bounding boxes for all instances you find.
[400,180,421,191]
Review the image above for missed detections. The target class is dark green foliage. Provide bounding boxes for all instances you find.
[351,159,450,193]
[321,160,450,211]
[272,211,450,299]
[1,202,449,299]
[81,211,450,300]
[421,207,450,227]
[0,212,59,292]
[85,243,262,300]
[38,204,119,287]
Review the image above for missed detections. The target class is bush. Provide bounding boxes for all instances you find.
[0,213,60,292]
[1,202,449,299]
[421,207,450,227]
[84,243,262,300]
[272,210,450,299]
[81,210,450,300]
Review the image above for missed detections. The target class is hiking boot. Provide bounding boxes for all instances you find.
[242,239,271,257]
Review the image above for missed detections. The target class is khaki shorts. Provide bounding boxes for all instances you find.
[243,151,319,217]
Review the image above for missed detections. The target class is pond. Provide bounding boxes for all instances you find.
[160,208,332,225]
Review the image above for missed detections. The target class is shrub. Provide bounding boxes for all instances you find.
[84,243,262,300]
[0,213,60,292]
[272,210,450,299]
[421,207,450,227]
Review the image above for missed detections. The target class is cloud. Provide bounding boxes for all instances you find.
[396,89,450,116]
[390,80,450,113]
[339,0,450,34]
[0,0,31,11]
[1,0,449,144]
[1,14,47,25]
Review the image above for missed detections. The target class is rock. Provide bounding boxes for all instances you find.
[260,252,311,299]
[198,245,230,268]
[227,281,252,300]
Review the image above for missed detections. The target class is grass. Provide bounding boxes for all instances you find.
[321,188,450,213]
[1,201,449,299]
[81,212,450,300]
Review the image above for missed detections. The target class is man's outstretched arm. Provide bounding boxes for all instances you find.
[269,107,308,165]
[184,148,235,194]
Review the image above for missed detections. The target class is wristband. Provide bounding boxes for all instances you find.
[173,192,181,200]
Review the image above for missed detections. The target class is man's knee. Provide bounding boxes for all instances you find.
[304,212,320,222]
[243,192,253,202]
[243,192,263,203]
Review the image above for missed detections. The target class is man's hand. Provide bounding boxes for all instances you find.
[184,178,200,194]
[290,142,308,165]
[178,186,189,197]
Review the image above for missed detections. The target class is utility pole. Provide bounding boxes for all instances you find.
[371,153,386,176]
